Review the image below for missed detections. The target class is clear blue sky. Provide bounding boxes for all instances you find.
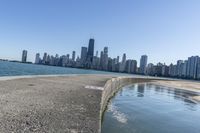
[0,0,200,65]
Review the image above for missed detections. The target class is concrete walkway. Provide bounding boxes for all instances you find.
[1,75,200,133]
[0,75,113,133]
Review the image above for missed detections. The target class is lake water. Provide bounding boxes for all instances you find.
[102,83,200,133]
[0,61,126,76]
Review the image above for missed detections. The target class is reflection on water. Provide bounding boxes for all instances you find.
[102,83,200,133]
[137,84,145,97]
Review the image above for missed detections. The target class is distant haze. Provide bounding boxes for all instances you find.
[0,0,200,65]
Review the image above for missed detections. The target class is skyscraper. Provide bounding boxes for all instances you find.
[81,47,87,62]
[42,53,48,64]
[35,53,40,64]
[66,54,70,59]
[161,64,169,77]
[100,51,104,69]
[197,59,200,79]
[182,60,188,77]
[95,51,98,57]
[87,38,95,62]
[21,50,27,63]
[117,56,120,64]
[140,55,148,74]
[177,60,183,77]
[125,60,132,73]
[122,53,126,64]
[103,47,108,70]
[119,53,126,72]
[72,51,76,61]
[125,60,137,74]
[131,60,137,74]
[186,56,199,79]
[147,63,154,75]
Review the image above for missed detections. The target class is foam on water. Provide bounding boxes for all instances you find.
[107,103,128,124]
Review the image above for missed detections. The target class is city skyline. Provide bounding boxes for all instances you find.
[3,37,200,68]
[1,0,200,64]
[28,38,145,75]
[16,38,200,80]
[2,39,200,66]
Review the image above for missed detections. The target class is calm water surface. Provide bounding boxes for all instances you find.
[102,83,200,133]
[0,61,127,76]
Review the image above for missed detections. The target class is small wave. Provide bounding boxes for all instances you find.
[107,103,128,124]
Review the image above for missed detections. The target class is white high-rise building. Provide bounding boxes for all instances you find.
[119,53,126,72]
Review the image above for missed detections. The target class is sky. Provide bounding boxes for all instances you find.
[0,0,200,65]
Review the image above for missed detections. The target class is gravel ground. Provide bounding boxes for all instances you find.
[0,75,113,133]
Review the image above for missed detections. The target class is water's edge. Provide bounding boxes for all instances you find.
[99,77,164,133]
[2,75,197,133]
[0,75,162,133]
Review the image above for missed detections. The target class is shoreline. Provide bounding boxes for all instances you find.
[1,74,200,98]
[3,60,200,83]
[151,80,200,103]
[1,74,200,105]
[152,80,200,93]
[0,75,199,132]
[0,74,79,81]
[0,74,117,81]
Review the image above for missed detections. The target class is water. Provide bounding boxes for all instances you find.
[0,61,126,76]
[102,83,200,133]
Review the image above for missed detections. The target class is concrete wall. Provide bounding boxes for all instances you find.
[99,77,154,132]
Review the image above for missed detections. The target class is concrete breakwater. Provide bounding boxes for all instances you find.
[0,75,158,133]
[0,75,113,133]
[0,75,200,133]
[100,77,153,118]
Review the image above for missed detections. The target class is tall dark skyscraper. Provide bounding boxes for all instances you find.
[43,52,48,64]
[100,51,104,68]
[22,50,27,63]
[81,47,87,62]
[72,51,76,61]
[117,56,120,64]
[103,47,108,70]
[87,38,95,62]
[122,53,126,64]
